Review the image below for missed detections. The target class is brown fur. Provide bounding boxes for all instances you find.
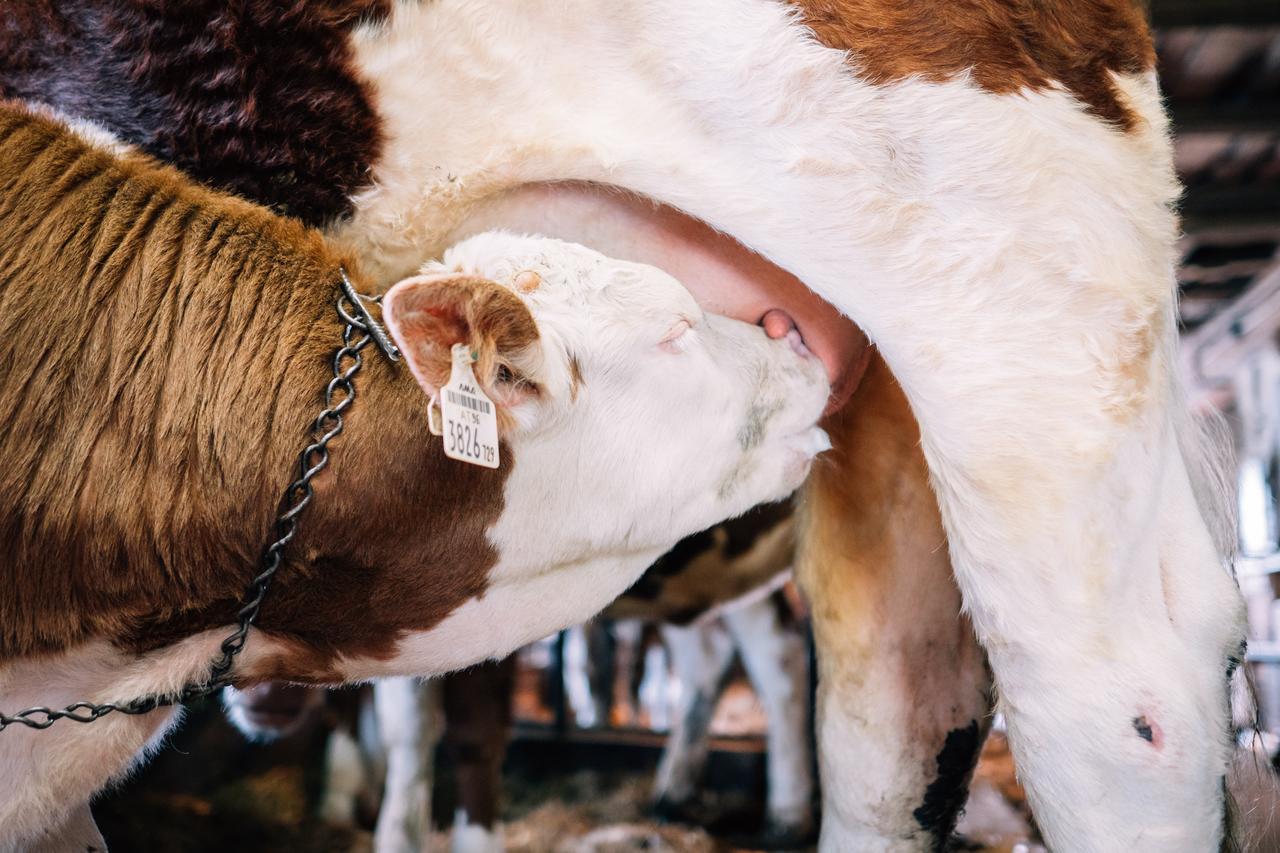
[389,273,542,434]
[0,103,516,677]
[796,352,991,844]
[440,655,518,829]
[0,0,387,225]
[789,0,1156,130]
[607,500,794,625]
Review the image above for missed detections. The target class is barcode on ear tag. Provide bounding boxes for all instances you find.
[439,343,500,469]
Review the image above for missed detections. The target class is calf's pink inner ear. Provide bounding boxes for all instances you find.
[382,273,540,400]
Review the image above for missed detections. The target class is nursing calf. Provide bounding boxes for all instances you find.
[0,105,830,850]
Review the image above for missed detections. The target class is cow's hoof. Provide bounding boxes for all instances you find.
[649,795,700,826]
[739,818,817,851]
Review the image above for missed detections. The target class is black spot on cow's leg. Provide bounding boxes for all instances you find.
[912,720,983,849]
[1226,640,1246,681]
[1220,773,1242,853]
[1133,715,1154,743]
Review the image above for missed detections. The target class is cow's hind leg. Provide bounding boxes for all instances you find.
[652,619,736,822]
[373,677,440,853]
[722,591,815,844]
[639,59,1248,848]
[441,655,516,853]
[798,107,1249,847]
[797,355,991,852]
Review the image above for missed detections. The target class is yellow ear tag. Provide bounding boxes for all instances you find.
[438,343,500,469]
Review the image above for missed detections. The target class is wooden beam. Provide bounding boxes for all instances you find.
[1149,0,1280,28]
[1182,259,1280,397]
[1181,185,1280,232]
[1171,103,1280,136]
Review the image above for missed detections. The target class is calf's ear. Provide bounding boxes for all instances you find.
[383,273,541,398]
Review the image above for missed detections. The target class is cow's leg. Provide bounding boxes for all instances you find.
[796,355,991,852]
[651,619,736,821]
[721,592,815,844]
[563,622,613,728]
[320,723,369,828]
[373,677,440,853]
[441,655,516,853]
[867,316,1244,850]
[612,619,647,727]
[0,644,182,852]
[615,54,1245,846]
[783,185,1243,850]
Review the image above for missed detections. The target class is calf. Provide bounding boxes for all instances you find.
[0,104,830,850]
[230,503,812,851]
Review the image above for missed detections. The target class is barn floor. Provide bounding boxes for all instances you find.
[91,696,1039,853]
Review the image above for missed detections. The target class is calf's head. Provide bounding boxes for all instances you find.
[383,232,830,579]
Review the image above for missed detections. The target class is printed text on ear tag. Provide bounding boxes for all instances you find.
[440,343,500,469]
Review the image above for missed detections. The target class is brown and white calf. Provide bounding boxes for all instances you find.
[2,1,1254,848]
[229,501,812,851]
[0,105,830,850]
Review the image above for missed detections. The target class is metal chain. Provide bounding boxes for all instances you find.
[0,270,399,732]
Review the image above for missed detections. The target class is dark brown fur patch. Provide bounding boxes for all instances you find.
[789,0,1156,130]
[608,500,794,624]
[440,655,517,828]
[567,352,585,402]
[0,0,387,225]
[0,104,508,677]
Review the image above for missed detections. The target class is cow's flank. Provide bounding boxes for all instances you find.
[0,0,388,225]
[789,0,1156,130]
[0,103,505,674]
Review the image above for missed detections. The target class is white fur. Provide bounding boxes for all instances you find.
[331,3,1245,850]
[722,595,813,834]
[450,808,503,853]
[350,232,829,678]
[372,677,439,853]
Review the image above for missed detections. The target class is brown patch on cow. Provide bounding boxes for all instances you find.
[608,500,795,624]
[1101,301,1161,422]
[386,272,541,434]
[0,0,388,225]
[796,351,991,841]
[441,655,518,828]
[0,103,509,678]
[567,353,585,403]
[788,0,1156,130]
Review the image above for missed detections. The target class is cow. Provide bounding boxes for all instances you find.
[0,1,1254,849]
[571,501,814,845]
[0,103,831,851]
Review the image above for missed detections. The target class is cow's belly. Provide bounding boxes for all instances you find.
[340,0,879,412]
[450,182,870,412]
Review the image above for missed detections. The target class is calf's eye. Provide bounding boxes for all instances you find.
[659,319,693,354]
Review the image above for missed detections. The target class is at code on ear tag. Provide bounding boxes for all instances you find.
[440,343,500,469]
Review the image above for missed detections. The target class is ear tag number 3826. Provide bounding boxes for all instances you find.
[431,343,500,469]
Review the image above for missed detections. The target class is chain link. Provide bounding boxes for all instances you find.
[0,271,398,732]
